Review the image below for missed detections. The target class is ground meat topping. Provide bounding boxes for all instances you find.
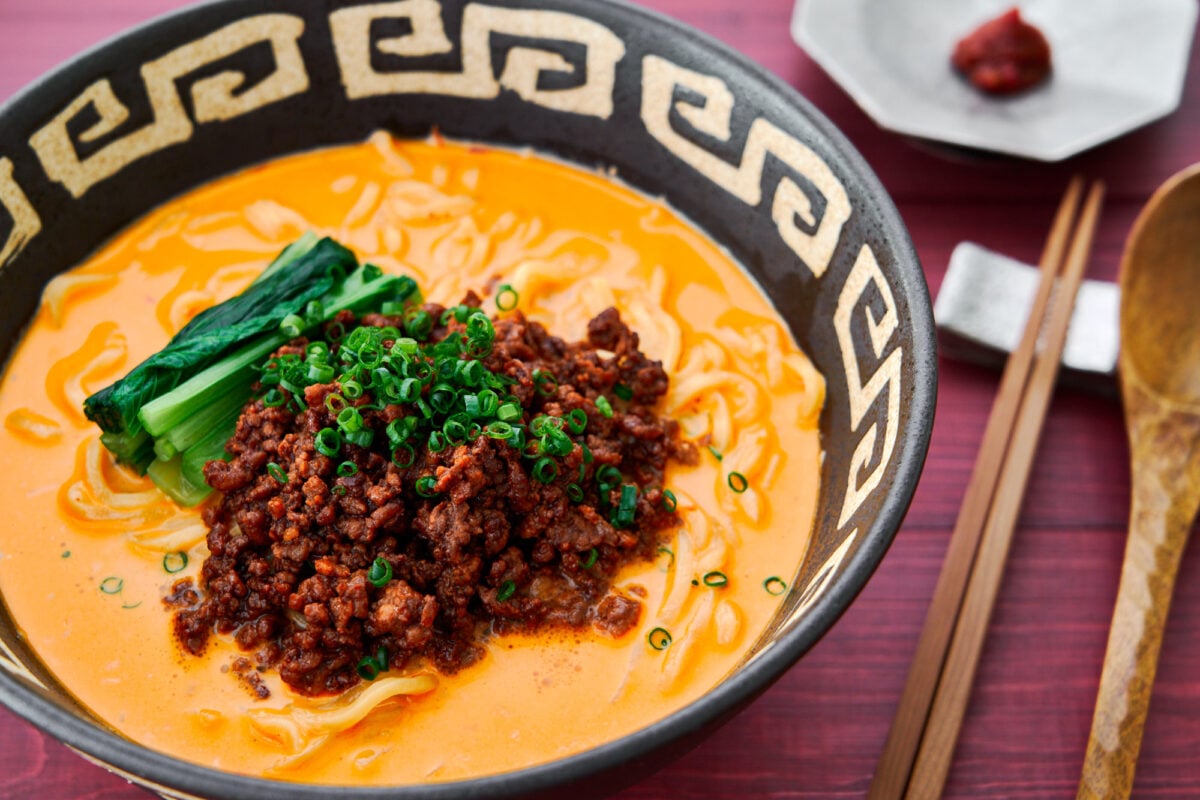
[177,302,695,696]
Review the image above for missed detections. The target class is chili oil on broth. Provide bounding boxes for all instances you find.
[0,134,824,784]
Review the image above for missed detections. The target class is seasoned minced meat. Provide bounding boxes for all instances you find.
[175,301,695,696]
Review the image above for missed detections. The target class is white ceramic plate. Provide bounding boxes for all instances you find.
[791,0,1198,161]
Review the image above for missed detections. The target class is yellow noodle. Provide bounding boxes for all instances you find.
[4,408,63,445]
[40,273,118,328]
[248,674,437,758]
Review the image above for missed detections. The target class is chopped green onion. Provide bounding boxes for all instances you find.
[415,475,439,497]
[392,442,415,468]
[367,557,393,587]
[428,430,448,453]
[279,313,305,338]
[485,421,513,439]
[315,427,342,457]
[567,408,588,434]
[662,489,678,512]
[324,393,347,414]
[581,548,598,569]
[566,482,584,503]
[336,406,363,433]
[595,395,613,418]
[344,427,374,448]
[648,627,672,650]
[533,369,558,397]
[656,546,675,572]
[728,472,749,493]
[497,402,521,422]
[163,552,189,574]
[763,576,788,596]
[702,571,728,587]
[443,418,468,445]
[99,576,124,595]
[612,484,638,527]
[356,647,389,681]
[495,284,519,311]
[267,462,287,484]
[595,464,622,489]
[262,388,286,408]
[404,309,433,340]
[708,445,723,461]
[497,579,516,602]
[614,383,633,401]
[532,457,558,484]
[338,461,359,477]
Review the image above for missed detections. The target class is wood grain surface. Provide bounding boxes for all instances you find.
[1,1,1199,798]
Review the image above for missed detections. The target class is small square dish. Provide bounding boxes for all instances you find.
[792,0,1197,162]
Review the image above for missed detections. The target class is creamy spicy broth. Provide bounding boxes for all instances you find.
[0,134,823,784]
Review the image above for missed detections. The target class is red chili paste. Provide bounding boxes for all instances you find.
[952,8,1052,95]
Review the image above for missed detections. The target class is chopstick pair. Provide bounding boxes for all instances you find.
[869,177,1106,800]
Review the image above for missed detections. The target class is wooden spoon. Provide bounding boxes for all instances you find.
[1078,162,1200,800]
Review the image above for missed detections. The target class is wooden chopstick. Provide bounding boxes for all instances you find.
[869,177,1105,800]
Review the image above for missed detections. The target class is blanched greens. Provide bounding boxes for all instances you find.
[83,234,420,505]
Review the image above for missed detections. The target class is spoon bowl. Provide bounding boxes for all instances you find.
[1079,162,1200,800]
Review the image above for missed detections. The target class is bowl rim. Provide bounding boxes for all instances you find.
[0,0,936,796]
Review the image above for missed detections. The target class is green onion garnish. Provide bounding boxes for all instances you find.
[581,548,598,569]
[356,646,389,681]
[708,445,723,461]
[163,552,189,574]
[338,461,359,477]
[612,484,638,528]
[614,383,633,401]
[648,627,673,650]
[763,576,787,596]
[702,571,728,587]
[662,489,678,512]
[367,557,392,587]
[315,427,341,457]
[497,579,516,602]
[567,482,584,503]
[262,388,286,408]
[532,456,558,484]
[99,576,124,594]
[595,395,613,418]
[656,546,675,571]
[267,462,287,484]
[533,369,558,397]
[415,476,439,497]
[495,284,519,311]
[566,408,588,434]
[392,442,415,468]
[727,472,748,493]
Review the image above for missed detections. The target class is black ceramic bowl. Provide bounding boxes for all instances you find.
[0,1,935,797]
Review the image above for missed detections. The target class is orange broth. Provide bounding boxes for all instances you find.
[0,135,822,784]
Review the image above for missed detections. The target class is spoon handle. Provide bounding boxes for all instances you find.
[1077,399,1200,799]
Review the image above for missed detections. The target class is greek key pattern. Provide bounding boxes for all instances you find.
[331,0,625,117]
[0,0,906,610]
[640,55,851,279]
[0,158,39,268]
[835,244,902,529]
[29,14,308,199]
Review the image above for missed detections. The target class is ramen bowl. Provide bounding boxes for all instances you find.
[0,0,935,797]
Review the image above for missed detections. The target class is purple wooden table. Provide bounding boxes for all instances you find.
[2,1,1199,798]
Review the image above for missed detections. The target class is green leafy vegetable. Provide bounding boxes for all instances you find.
[84,234,346,436]
[83,234,421,506]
